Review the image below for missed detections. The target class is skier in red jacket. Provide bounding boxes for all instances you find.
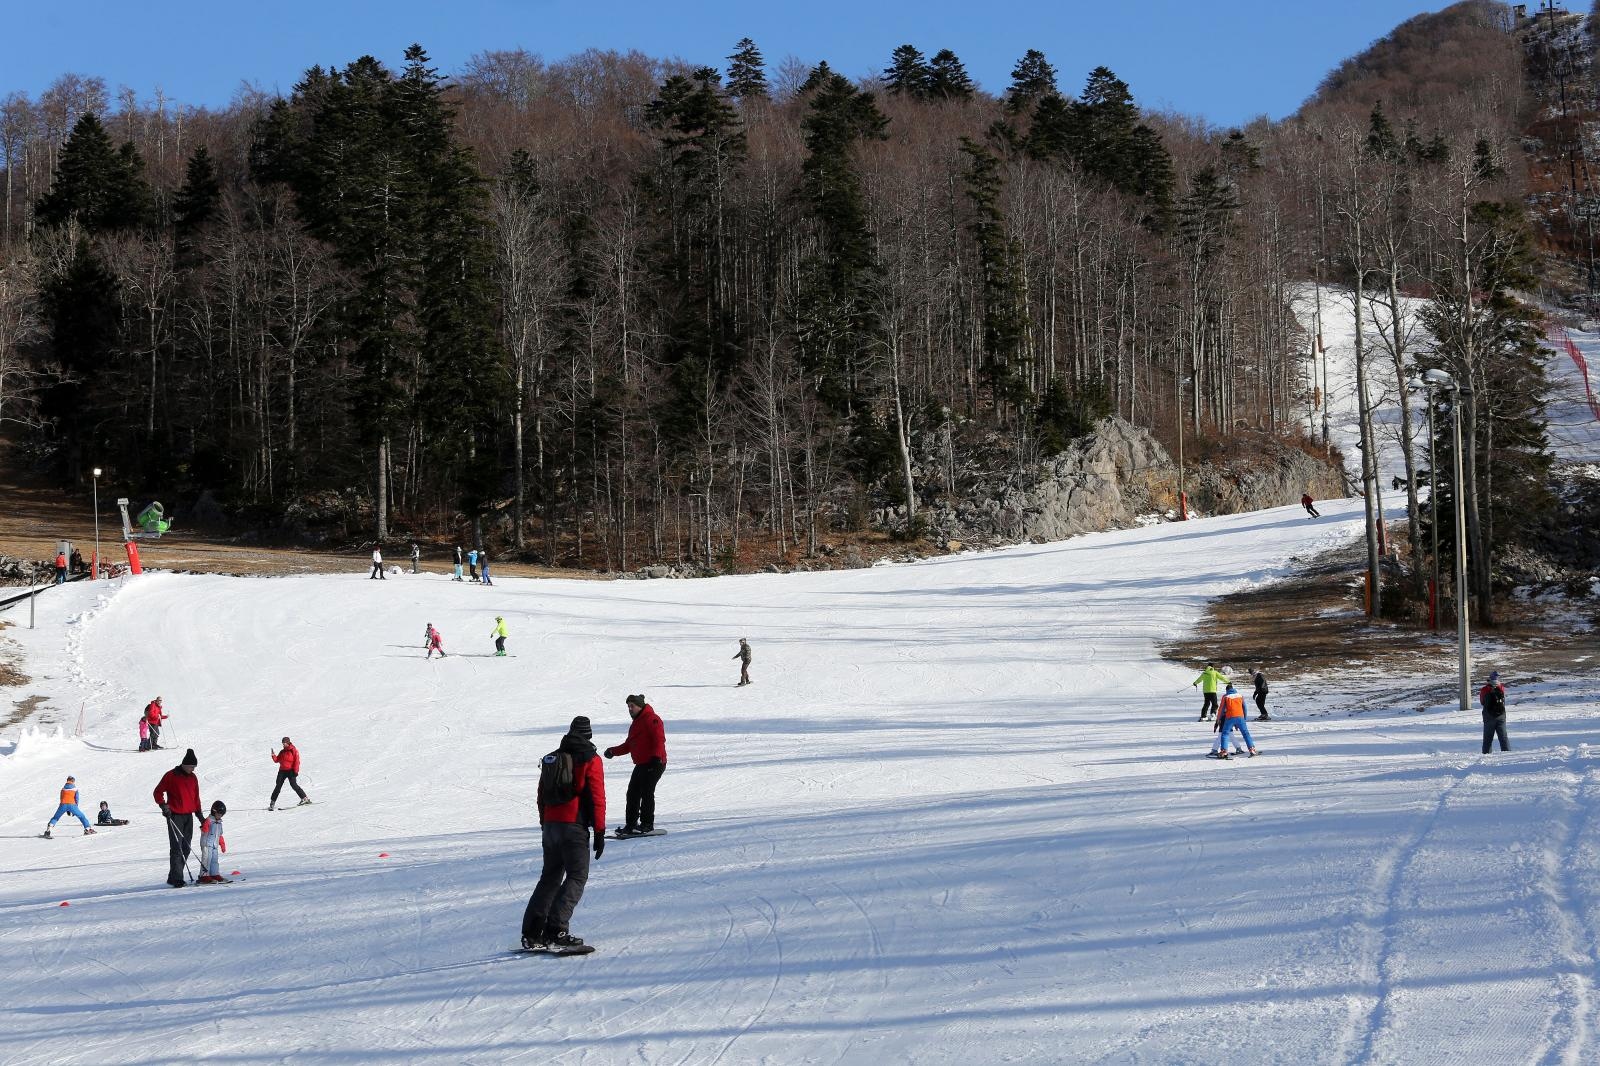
[269,737,310,810]
[522,716,606,951]
[144,697,167,750]
[153,748,203,887]
[605,694,667,836]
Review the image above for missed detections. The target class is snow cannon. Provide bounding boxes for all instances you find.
[136,502,172,537]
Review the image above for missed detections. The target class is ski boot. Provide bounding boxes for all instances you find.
[83,827,97,835]
[42,826,52,838]
[548,930,585,949]
[268,802,275,811]
[521,932,547,950]
[297,797,312,806]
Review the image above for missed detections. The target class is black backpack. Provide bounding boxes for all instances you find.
[539,750,576,806]
[1483,686,1506,716]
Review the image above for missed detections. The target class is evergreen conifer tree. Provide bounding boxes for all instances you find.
[884,46,931,99]
[926,49,975,101]
[1005,49,1058,114]
[726,38,769,100]
[35,112,151,232]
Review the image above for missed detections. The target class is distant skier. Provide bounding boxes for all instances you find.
[153,749,203,887]
[144,697,167,750]
[54,550,67,584]
[491,616,509,656]
[1213,684,1258,759]
[468,548,480,582]
[198,801,228,883]
[1479,670,1510,754]
[734,638,752,686]
[453,545,465,582]
[1251,666,1271,721]
[522,715,607,951]
[97,800,128,826]
[480,549,494,586]
[269,737,310,810]
[138,713,151,752]
[1191,664,1229,721]
[424,623,446,659]
[370,548,386,580]
[410,542,421,574]
[605,695,667,836]
[44,775,95,837]
[1301,493,1320,518]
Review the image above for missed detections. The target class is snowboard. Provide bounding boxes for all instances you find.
[519,944,595,958]
[194,878,235,885]
[610,829,667,840]
[98,819,130,826]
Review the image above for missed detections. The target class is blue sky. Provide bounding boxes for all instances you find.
[10,1,1455,126]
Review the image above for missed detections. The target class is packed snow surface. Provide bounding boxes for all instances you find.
[4,497,1599,1065]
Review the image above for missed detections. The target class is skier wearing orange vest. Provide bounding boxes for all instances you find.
[1210,685,1258,760]
[44,775,95,836]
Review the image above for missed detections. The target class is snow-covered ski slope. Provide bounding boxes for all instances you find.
[1545,325,1600,465]
[4,497,1600,1065]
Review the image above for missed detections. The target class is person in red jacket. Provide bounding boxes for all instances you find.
[269,737,310,810]
[522,716,605,951]
[153,748,203,887]
[605,694,667,836]
[144,697,167,750]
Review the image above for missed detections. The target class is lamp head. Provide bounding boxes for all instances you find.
[1421,368,1455,387]
[92,467,102,477]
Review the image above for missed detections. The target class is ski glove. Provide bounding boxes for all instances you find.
[160,804,171,817]
[603,748,615,759]
[593,834,605,859]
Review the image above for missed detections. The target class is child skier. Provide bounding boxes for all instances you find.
[425,623,447,659]
[480,549,493,586]
[138,714,151,751]
[1212,684,1259,759]
[97,800,129,826]
[198,801,228,883]
[45,776,95,837]
[1301,493,1320,518]
[491,616,509,656]
[468,548,480,582]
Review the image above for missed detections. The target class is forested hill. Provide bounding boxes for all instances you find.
[0,3,1569,595]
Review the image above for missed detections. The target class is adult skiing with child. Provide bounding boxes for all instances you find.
[269,737,311,810]
[604,694,667,837]
[144,696,167,750]
[153,748,203,887]
[521,715,606,953]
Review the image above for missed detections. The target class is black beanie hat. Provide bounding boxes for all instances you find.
[569,716,592,740]
[625,694,644,708]
[181,748,198,767]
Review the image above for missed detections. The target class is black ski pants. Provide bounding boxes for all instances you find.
[271,769,307,804]
[626,762,666,831]
[495,636,506,654]
[1254,691,1268,717]
[523,822,591,937]
[165,812,194,886]
[1482,713,1509,754]
[1199,692,1219,719]
[370,562,385,579]
[148,722,162,749]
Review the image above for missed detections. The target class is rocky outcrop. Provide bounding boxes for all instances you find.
[882,418,1347,547]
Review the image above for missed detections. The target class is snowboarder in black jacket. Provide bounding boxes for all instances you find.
[1251,667,1270,721]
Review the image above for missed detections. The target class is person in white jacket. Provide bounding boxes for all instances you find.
[198,801,228,882]
[369,548,385,580]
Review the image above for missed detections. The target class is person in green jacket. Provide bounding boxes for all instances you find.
[491,616,509,657]
[1192,664,1229,722]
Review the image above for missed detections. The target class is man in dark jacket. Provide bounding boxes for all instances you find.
[152,748,203,887]
[605,695,667,836]
[1251,667,1270,721]
[522,716,606,950]
[1480,671,1509,754]
[734,638,752,686]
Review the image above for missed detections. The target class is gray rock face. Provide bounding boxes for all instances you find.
[895,417,1346,547]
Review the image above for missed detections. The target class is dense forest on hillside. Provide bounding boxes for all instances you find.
[0,0,1571,622]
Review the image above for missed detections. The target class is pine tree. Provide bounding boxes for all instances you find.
[961,138,1027,409]
[172,146,221,235]
[726,38,768,101]
[1005,49,1057,114]
[884,45,931,99]
[926,49,975,101]
[34,112,151,232]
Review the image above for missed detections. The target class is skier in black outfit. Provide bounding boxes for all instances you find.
[1251,667,1270,721]
[1479,671,1509,754]
[522,716,606,951]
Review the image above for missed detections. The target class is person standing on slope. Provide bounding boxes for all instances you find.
[480,549,494,586]
[153,749,203,887]
[734,637,752,686]
[138,713,151,752]
[54,550,68,584]
[269,737,310,810]
[522,715,606,951]
[44,775,95,837]
[453,545,465,582]
[1480,670,1510,754]
[370,547,386,580]
[1301,493,1320,518]
[198,801,228,883]
[1192,664,1228,721]
[605,695,667,836]
[1251,666,1271,721]
[424,623,446,659]
[144,696,167,750]
[410,542,421,574]
[468,548,479,583]
[491,616,509,656]
[1212,684,1258,759]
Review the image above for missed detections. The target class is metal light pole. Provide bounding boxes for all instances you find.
[1424,369,1471,711]
[92,467,102,579]
[1427,401,1439,631]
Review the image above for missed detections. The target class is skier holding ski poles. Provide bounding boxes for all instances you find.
[153,749,203,887]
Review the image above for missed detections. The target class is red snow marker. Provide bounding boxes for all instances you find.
[378,852,389,858]
[59,901,69,907]
[231,870,241,876]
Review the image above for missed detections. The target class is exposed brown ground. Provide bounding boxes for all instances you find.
[1164,536,1600,687]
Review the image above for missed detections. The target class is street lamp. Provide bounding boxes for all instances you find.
[91,467,102,580]
[1420,369,1471,711]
